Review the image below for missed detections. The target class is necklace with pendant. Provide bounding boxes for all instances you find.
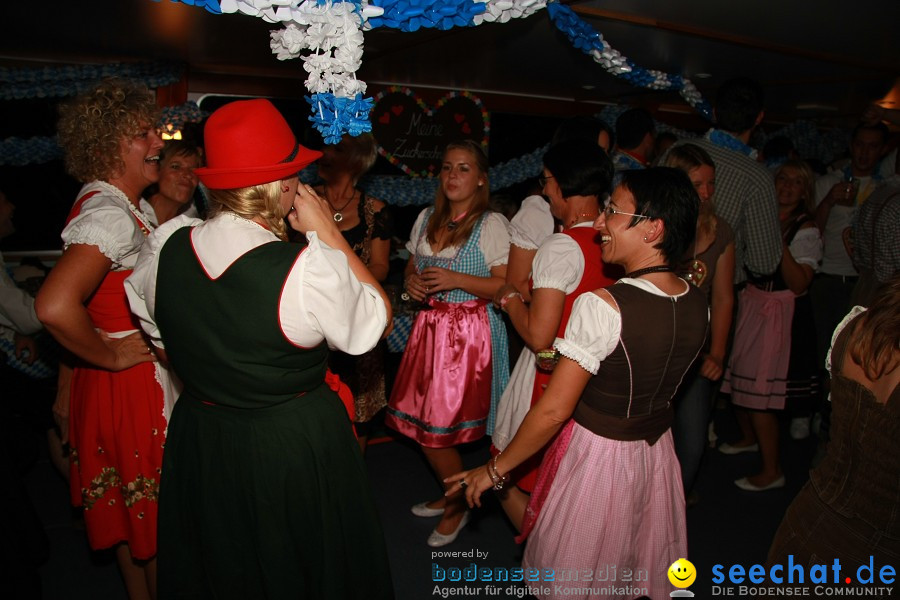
[324,188,355,223]
[446,210,468,231]
[684,221,707,287]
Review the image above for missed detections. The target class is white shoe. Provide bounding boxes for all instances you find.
[734,475,785,491]
[790,417,811,440]
[411,501,444,518]
[811,413,823,437]
[427,512,470,547]
[718,442,759,455]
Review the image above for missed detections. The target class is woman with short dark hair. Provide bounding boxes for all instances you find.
[451,167,710,600]
[491,139,618,532]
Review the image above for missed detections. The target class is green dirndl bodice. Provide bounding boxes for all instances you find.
[154,226,393,599]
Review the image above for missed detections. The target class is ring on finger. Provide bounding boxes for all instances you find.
[459,479,468,489]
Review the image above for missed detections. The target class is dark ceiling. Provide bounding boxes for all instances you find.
[1,0,898,129]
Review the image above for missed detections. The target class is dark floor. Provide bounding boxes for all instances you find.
[14,396,825,599]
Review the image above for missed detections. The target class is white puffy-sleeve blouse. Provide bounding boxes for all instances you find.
[531,222,594,294]
[62,181,155,270]
[405,209,510,267]
[125,212,388,355]
[554,278,694,374]
[509,195,554,250]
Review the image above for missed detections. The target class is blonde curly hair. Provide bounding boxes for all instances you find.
[206,181,290,241]
[57,78,160,183]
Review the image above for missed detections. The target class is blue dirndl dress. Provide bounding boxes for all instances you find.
[386,209,509,447]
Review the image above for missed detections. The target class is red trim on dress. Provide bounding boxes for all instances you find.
[515,227,618,493]
[65,190,101,225]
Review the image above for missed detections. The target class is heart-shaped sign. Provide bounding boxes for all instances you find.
[371,87,490,178]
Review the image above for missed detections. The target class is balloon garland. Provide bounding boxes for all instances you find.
[160,101,208,134]
[164,0,712,141]
[330,143,546,206]
[544,3,711,119]
[0,100,206,166]
[0,61,183,101]
[0,2,852,182]
[265,0,373,143]
[0,137,64,167]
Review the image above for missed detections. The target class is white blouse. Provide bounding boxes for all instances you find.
[405,209,511,268]
[125,212,388,355]
[62,181,155,271]
[789,225,823,271]
[0,252,42,338]
[509,195,554,250]
[139,198,200,228]
[531,222,593,294]
[554,278,695,375]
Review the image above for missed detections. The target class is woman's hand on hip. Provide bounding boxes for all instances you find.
[100,330,157,371]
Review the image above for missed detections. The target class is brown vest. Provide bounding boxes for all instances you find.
[573,281,709,444]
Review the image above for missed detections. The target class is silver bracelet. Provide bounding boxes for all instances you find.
[489,453,509,491]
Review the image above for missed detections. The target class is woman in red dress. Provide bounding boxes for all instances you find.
[490,139,617,531]
[36,79,168,600]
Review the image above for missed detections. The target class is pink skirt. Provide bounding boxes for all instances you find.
[522,424,686,600]
[386,299,492,448]
[721,285,795,410]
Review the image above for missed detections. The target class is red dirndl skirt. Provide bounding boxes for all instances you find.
[68,270,166,559]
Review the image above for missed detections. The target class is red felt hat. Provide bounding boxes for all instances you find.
[194,99,321,190]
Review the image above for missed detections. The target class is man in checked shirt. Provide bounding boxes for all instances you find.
[666,77,782,286]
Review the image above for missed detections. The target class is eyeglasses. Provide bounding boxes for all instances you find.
[602,204,648,220]
[538,174,554,187]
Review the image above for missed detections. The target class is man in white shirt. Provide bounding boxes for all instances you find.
[0,191,43,358]
[811,122,889,365]
[0,189,52,592]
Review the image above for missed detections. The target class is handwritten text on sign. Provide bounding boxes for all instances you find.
[371,88,489,178]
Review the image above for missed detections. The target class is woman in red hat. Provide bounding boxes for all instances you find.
[126,99,394,599]
[35,78,169,599]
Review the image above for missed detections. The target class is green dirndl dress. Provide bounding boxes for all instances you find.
[154,227,393,599]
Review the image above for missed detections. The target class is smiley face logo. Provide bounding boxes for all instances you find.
[668,558,696,588]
